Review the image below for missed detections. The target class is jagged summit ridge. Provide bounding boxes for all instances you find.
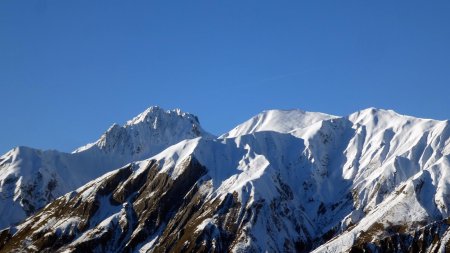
[74,106,211,154]
[0,106,449,253]
[0,106,212,229]
[125,106,200,126]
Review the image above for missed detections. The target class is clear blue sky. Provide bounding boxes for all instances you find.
[1,1,449,154]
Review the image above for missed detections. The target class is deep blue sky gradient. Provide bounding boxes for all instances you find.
[1,1,450,154]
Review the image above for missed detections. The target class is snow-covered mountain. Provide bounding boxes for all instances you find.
[0,106,213,229]
[220,109,336,139]
[1,107,449,252]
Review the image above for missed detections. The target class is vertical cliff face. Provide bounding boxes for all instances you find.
[1,107,449,252]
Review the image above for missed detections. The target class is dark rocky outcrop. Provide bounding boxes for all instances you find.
[350,218,450,253]
[0,156,271,253]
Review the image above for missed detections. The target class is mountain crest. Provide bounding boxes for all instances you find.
[220,108,336,139]
[125,106,200,127]
[1,107,450,252]
[0,106,212,229]
[75,106,211,154]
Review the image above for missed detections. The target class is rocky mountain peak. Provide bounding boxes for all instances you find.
[1,107,449,252]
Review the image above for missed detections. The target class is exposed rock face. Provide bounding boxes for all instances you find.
[349,218,450,253]
[0,157,206,252]
[1,108,450,252]
[0,156,282,253]
[0,106,213,229]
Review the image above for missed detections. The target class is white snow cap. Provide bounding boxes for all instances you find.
[74,106,213,153]
[220,108,337,138]
[0,106,213,229]
[125,106,200,126]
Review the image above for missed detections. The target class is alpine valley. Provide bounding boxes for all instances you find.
[0,106,449,253]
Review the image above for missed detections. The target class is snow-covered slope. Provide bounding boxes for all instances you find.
[1,107,450,253]
[73,107,213,155]
[0,106,213,229]
[220,109,336,139]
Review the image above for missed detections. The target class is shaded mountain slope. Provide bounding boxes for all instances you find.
[1,107,449,252]
[0,106,212,229]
